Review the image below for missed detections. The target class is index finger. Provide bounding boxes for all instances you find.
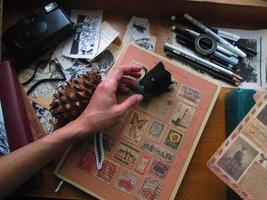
[106,65,142,86]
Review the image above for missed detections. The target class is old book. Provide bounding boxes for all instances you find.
[208,90,267,200]
[0,61,46,187]
[55,43,221,200]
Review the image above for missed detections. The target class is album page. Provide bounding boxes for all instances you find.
[208,90,267,200]
[55,43,220,200]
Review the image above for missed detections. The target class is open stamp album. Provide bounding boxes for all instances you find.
[55,43,220,200]
[208,91,267,200]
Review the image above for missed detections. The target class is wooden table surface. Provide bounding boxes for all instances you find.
[3,3,235,200]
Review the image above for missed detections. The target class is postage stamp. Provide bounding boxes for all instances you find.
[139,94,175,120]
[115,170,139,194]
[217,136,258,181]
[77,148,96,173]
[177,84,202,107]
[122,112,149,144]
[164,129,183,150]
[149,159,170,178]
[102,134,116,153]
[148,121,165,141]
[113,142,141,167]
[135,154,151,174]
[171,101,195,133]
[95,159,119,184]
[136,177,162,200]
[142,140,174,163]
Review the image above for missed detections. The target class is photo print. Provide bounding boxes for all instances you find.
[127,16,150,41]
[63,10,103,59]
[256,104,267,127]
[217,136,258,181]
[235,39,257,83]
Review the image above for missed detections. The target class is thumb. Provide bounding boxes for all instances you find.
[115,94,143,115]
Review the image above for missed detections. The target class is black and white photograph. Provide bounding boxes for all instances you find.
[127,16,150,41]
[217,137,258,181]
[63,10,103,59]
[235,38,258,83]
[256,104,267,127]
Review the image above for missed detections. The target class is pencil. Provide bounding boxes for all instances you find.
[165,50,239,86]
[164,43,243,81]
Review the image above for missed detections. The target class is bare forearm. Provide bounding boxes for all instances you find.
[0,121,91,198]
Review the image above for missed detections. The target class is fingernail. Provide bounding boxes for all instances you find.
[136,94,144,102]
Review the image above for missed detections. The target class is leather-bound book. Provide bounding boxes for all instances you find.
[0,60,43,188]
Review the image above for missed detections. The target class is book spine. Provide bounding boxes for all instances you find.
[0,61,34,151]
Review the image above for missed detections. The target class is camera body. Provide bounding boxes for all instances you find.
[3,2,75,69]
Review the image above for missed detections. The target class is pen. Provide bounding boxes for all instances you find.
[172,25,239,58]
[164,43,243,81]
[183,13,247,58]
[165,50,238,85]
[171,15,240,42]
[175,32,239,66]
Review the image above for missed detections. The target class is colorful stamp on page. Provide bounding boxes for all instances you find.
[135,154,151,174]
[136,177,162,200]
[142,140,174,163]
[77,148,96,173]
[171,101,195,133]
[122,112,149,144]
[95,159,119,184]
[113,142,141,167]
[164,129,183,150]
[115,170,139,194]
[149,159,170,178]
[148,121,165,141]
[177,84,202,107]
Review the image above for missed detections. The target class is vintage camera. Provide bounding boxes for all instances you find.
[3,2,75,69]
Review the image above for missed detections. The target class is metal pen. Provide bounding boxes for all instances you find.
[183,13,247,58]
[164,43,243,81]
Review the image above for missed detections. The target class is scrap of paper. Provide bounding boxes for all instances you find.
[96,21,120,57]
[32,102,57,133]
[54,21,119,69]
[122,29,156,52]
[63,10,103,59]
[127,16,150,41]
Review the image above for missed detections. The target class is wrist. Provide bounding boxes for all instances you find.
[66,118,95,139]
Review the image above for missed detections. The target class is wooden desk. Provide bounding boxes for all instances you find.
[3,1,263,199]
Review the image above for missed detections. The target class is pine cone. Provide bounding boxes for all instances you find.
[50,71,102,125]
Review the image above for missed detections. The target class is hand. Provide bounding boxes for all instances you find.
[73,65,144,137]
